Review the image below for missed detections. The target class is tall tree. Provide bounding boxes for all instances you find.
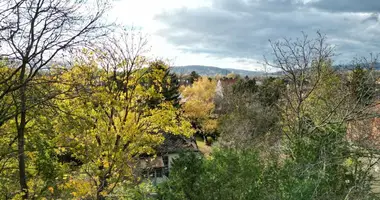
[0,0,109,198]
[52,31,193,199]
[266,32,379,197]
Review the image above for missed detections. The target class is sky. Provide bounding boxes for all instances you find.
[109,0,380,71]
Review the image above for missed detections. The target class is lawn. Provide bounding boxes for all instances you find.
[195,136,212,157]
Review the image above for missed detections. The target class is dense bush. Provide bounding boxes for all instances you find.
[158,126,376,200]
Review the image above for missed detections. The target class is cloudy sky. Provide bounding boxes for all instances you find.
[110,0,380,71]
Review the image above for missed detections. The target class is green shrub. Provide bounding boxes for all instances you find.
[158,126,376,200]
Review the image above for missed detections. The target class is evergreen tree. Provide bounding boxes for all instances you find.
[143,60,181,108]
[350,65,375,106]
[189,71,200,84]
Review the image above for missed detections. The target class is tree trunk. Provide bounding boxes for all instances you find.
[96,177,107,200]
[17,63,28,199]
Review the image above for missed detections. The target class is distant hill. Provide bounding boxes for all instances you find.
[170,65,266,77]
[335,63,380,70]
[170,63,380,78]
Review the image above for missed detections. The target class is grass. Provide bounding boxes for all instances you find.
[195,136,212,157]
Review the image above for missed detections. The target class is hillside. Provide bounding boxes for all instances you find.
[169,64,380,78]
[170,65,265,77]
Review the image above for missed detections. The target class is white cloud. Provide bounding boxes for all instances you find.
[107,0,264,71]
[107,0,380,71]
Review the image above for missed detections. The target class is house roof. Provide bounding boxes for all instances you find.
[156,134,198,154]
[138,134,198,169]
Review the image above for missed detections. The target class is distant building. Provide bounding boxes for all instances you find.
[347,103,380,149]
[138,134,198,185]
[214,78,238,112]
[215,80,223,98]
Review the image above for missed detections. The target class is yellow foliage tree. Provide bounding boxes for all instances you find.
[180,77,217,141]
[51,49,193,199]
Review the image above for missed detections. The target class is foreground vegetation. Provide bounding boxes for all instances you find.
[0,0,379,199]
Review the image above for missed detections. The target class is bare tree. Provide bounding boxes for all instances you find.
[0,0,110,198]
[265,32,336,139]
[266,32,380,198]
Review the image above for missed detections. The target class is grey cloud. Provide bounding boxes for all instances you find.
[309,0,380,13]
[155,0,380,64]
[362,13,379,24]
[214,0,305,13]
